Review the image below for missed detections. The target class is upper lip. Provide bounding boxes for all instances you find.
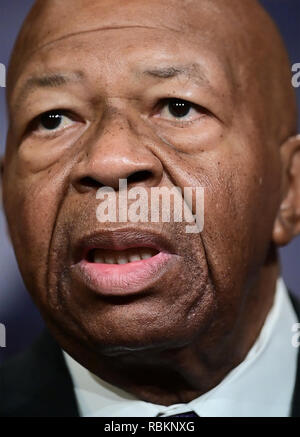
[72,226,178,263]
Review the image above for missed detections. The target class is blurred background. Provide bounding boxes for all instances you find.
[0,0,300,362]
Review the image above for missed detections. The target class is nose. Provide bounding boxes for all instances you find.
[71,118,163,192]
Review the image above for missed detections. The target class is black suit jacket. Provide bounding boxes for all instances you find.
[1,294,300,417]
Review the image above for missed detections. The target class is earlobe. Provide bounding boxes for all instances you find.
[273,207,295,246]
[273,135,300,246]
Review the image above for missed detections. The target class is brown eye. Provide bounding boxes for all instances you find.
[40,111,65,130]
[155,98,205,124]
[167,99,192,118]
[29,110,78,135]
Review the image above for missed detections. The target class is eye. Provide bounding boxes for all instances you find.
[156,98,205,123]
[32,110,77,134]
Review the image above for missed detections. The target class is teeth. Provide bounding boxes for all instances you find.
[104,255,116,264]
[116,256,128,265]
[140,250,154,260]
[129,254,142,262]
[94,254,105,263]
[92,248,158,264]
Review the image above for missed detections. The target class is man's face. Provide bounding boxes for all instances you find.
[2,0,284,358]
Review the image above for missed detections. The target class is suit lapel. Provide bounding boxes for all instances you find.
[0,330,79,417]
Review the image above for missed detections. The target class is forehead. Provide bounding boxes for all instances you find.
[25,0,220,52]
[17,26,233,79]
[15,0,243,74]
[10,0,238,107]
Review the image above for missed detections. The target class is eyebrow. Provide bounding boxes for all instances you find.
[143,63,209,84]
[12,63,210,110]
[13,71,84,108]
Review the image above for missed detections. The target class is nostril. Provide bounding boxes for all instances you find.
[80,176,103,188]
[127,170,153,185]
[77,170,155,192]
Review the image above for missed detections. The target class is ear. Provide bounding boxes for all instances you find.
[273,135,300,246]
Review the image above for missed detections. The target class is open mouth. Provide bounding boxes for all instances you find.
[71,230,178,297]
[87,247,160,265]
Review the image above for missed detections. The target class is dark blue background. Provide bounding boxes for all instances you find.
[0,0,299,362]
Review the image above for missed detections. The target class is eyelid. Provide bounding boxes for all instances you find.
[31,109,73,128]
[158,97,205,111]
[26,109,82,136]
[152,97,209,122]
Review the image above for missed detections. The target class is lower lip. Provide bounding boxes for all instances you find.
[74,251,175,296]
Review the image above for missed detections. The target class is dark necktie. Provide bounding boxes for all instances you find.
[163,411,199,418]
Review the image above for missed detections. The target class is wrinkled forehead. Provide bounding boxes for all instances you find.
[8,0,256,91]
[18,0,232,51]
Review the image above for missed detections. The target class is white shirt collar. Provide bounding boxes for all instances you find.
[63,278,299,417]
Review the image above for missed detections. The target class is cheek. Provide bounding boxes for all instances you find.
[202,148,281,295]
[3,155,68,297]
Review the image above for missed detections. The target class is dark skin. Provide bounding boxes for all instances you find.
[2,0,300,405]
